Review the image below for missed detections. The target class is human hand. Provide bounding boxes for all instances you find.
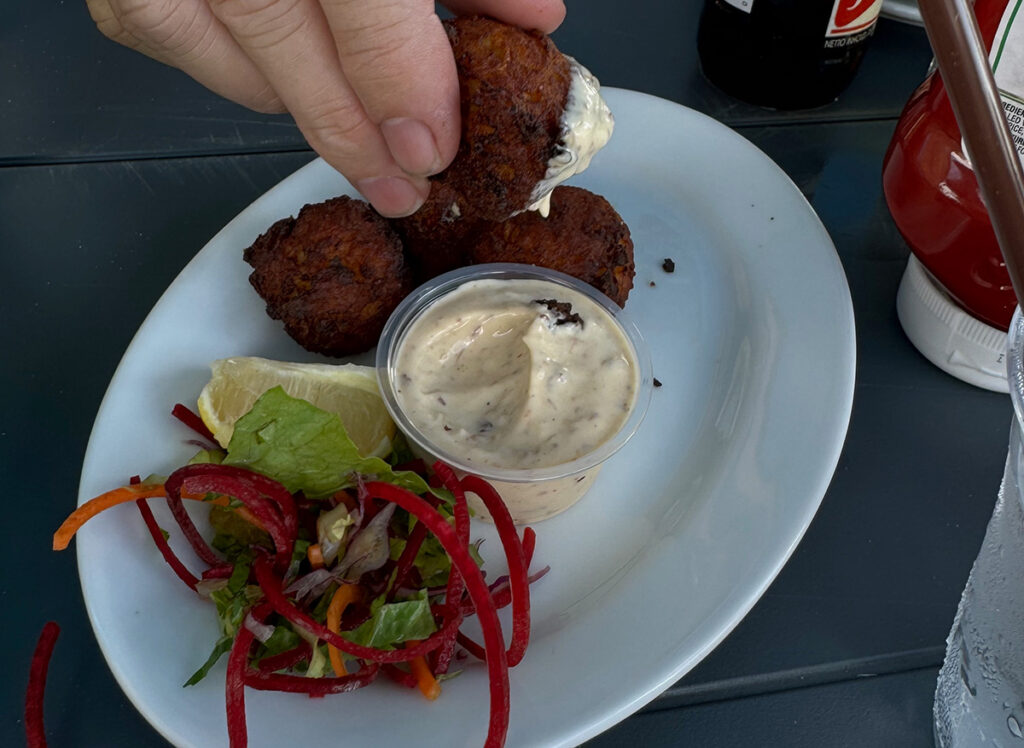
[87,0,566,217]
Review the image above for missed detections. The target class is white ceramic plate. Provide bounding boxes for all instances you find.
[77,88,855,747]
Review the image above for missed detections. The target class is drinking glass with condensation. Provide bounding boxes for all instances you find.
[934,308,1024,745]
[376,263,653,525]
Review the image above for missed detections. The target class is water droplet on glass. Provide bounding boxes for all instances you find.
[1007,714,1023,738]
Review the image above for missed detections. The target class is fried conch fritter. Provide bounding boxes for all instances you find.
[245,18,622,356]
[394,17,615,282]
[468,186,635,306]
[244,196,413,357]
[391,181,480,282]
[430,16,613,224]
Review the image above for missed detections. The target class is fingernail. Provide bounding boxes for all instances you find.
[380,118,442,176]
[357,176,425,218]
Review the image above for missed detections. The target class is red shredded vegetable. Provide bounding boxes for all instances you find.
[522,527,537,568]
[382,663,418,688]
[365,481,510,748]
[252,554,461,663]
[244,665,379,697]
[25,621,60,748]
[166,465,296,573]
[460,475,531,668]
[256,643,311,673]
[481,567,551,616]
[388,520,429,602]
[135,499,200,590]
[456,631,487,662]
[432,462,470,675]
[171,403,217,444]
[94,454,538,748]
[226,620,256,748]
[162,469,228,569]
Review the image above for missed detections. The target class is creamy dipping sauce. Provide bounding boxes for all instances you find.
[393,279,638,471]
[527,57,615,217]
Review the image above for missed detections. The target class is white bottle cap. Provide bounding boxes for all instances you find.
[896,254,1009,393]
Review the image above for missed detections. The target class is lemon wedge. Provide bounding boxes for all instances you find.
[197,357,396,458]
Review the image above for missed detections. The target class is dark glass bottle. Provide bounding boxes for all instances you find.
[697,0,882,110]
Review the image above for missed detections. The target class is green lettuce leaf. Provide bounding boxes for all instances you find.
[184,636,233,687]
[389,534,448,588]
[188,448,226,465]
[258,625,302,659]
[223,387,434,499]
[343,590,436,650]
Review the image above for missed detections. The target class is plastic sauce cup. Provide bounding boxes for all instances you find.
[376,263,653,524]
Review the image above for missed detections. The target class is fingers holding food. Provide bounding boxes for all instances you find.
[441,0,567,34]
[319,0,460,178]
[207,0,432,218]
[432,16,613,222]
[244,197,413,356]
[434,16,573,221]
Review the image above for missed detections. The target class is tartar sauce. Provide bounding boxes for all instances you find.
[527,56,615,217]
[393,278,638,471]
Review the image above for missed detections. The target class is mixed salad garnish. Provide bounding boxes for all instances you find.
[49,387,547,748]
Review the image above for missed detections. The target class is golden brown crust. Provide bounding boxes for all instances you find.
[435,16,571,222]
[468,186,635,306]
[390,181,482,282]
[244,196,413,356]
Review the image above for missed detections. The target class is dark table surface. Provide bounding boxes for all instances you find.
[3,1,1011,746]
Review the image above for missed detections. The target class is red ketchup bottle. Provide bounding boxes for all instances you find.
[882,0,1018,332]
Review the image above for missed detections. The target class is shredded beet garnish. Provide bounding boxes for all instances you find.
[365,481,510,748]
[252,554,460,663]
[256,643,311,673]
[135,499,200,590]
[163,469,229,568]
[226,620,256,748]
[382,663,418,688]
[481,567,551,614]
[460,475,531,668]
[25,621,59,748]
[431,462,470,675]
[171,403,218,444]
[388,519,429,602]
[244,664,379,697]
[456,631,487,662]
[522,527,536,568]
[166,465,297,573]
[202,565,235,580]
[92,452,537,747]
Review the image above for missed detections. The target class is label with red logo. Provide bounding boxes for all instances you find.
[825,0,883,38]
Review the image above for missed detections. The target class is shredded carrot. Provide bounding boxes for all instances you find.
[326,584,362,677]
[233,505,267,533]
[307,544,324,570]
[52,484,223,551]
[406,640,442,701]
